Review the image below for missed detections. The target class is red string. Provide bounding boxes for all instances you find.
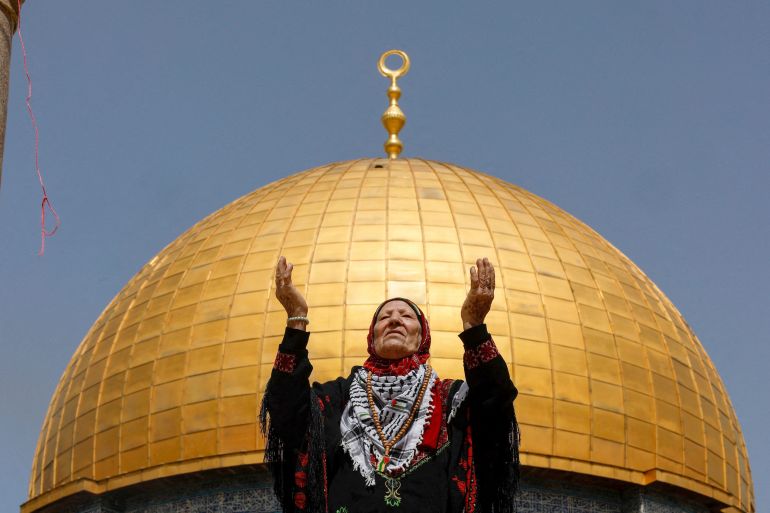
[16,0,59,255]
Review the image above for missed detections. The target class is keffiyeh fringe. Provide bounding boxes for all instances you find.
[447,382,469,424]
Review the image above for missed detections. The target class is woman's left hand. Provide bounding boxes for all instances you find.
[461,257,495,330]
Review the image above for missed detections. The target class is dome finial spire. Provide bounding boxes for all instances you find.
[378,49,410,159]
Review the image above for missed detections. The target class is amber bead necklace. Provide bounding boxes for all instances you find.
[366,364,432,471]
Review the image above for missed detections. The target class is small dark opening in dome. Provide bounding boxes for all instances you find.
[374,164,384,168]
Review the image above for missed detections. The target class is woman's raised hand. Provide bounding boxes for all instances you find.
[461,257,495,330]
[275,256,308,327]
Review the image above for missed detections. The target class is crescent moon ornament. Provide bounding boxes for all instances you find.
[378,50,410,159]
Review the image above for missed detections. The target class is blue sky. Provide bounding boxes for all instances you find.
[0,2,767,511]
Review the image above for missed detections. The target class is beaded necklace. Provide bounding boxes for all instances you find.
[365,364,432,473]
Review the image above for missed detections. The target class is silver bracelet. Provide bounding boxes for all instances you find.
[287,316,310,325]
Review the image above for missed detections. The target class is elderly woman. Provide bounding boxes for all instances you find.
[261,257,519,513]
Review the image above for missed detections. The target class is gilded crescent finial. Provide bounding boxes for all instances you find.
[378,50,410,159]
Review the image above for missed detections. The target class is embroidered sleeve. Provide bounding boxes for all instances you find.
[262,327,313,450]
[270,327,309,372]
[463,339,501,369]
[457,323,520,512]
[458,324,502,369]
[274,352,297,373]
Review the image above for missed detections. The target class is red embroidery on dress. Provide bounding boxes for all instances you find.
[436,379,452,448]
[452,475,467,495]
[451,410,477,512]
[322,450,329,513]
[463,339,500,369]
[294,450,309,510]
[464,421,477,513]
[294,491,307,509]
[274,352,296,373]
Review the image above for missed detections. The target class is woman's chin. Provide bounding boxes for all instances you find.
[376,342,415,360]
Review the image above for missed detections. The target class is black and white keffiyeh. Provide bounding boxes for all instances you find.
[340,364,438,486]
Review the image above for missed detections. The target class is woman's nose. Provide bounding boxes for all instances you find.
[387,316,402,326]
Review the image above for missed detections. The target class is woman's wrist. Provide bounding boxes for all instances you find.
[287,311,309,331]
[461,318,483,331]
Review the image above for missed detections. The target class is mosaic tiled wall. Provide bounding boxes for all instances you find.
[40,468,712,513]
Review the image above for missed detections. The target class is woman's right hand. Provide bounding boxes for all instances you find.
[275,256,309,329]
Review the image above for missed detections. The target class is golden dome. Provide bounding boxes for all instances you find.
[25,159,753,512]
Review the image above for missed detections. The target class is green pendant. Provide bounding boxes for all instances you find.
[384,477,402,507]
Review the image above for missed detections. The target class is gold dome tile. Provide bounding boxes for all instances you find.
[25,158,754,513]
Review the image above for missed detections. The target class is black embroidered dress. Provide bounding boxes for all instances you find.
[262,324,518,513]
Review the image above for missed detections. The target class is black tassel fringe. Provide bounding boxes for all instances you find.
[260,388,329,513]
[260,389,291,512]
[494,407,521,513]
[307,394,327,513]
[479,403,521,513]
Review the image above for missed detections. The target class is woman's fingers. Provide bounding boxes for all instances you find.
[461,258,495,329]
[469,258,494,299]
[474,258,487,290]
[274,257,308,318]
[486,258,495,291]
[276,256,293,290]
[490,264,495,290]
[469,258,500,293]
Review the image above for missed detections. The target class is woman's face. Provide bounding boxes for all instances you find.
[372,300,422,359]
